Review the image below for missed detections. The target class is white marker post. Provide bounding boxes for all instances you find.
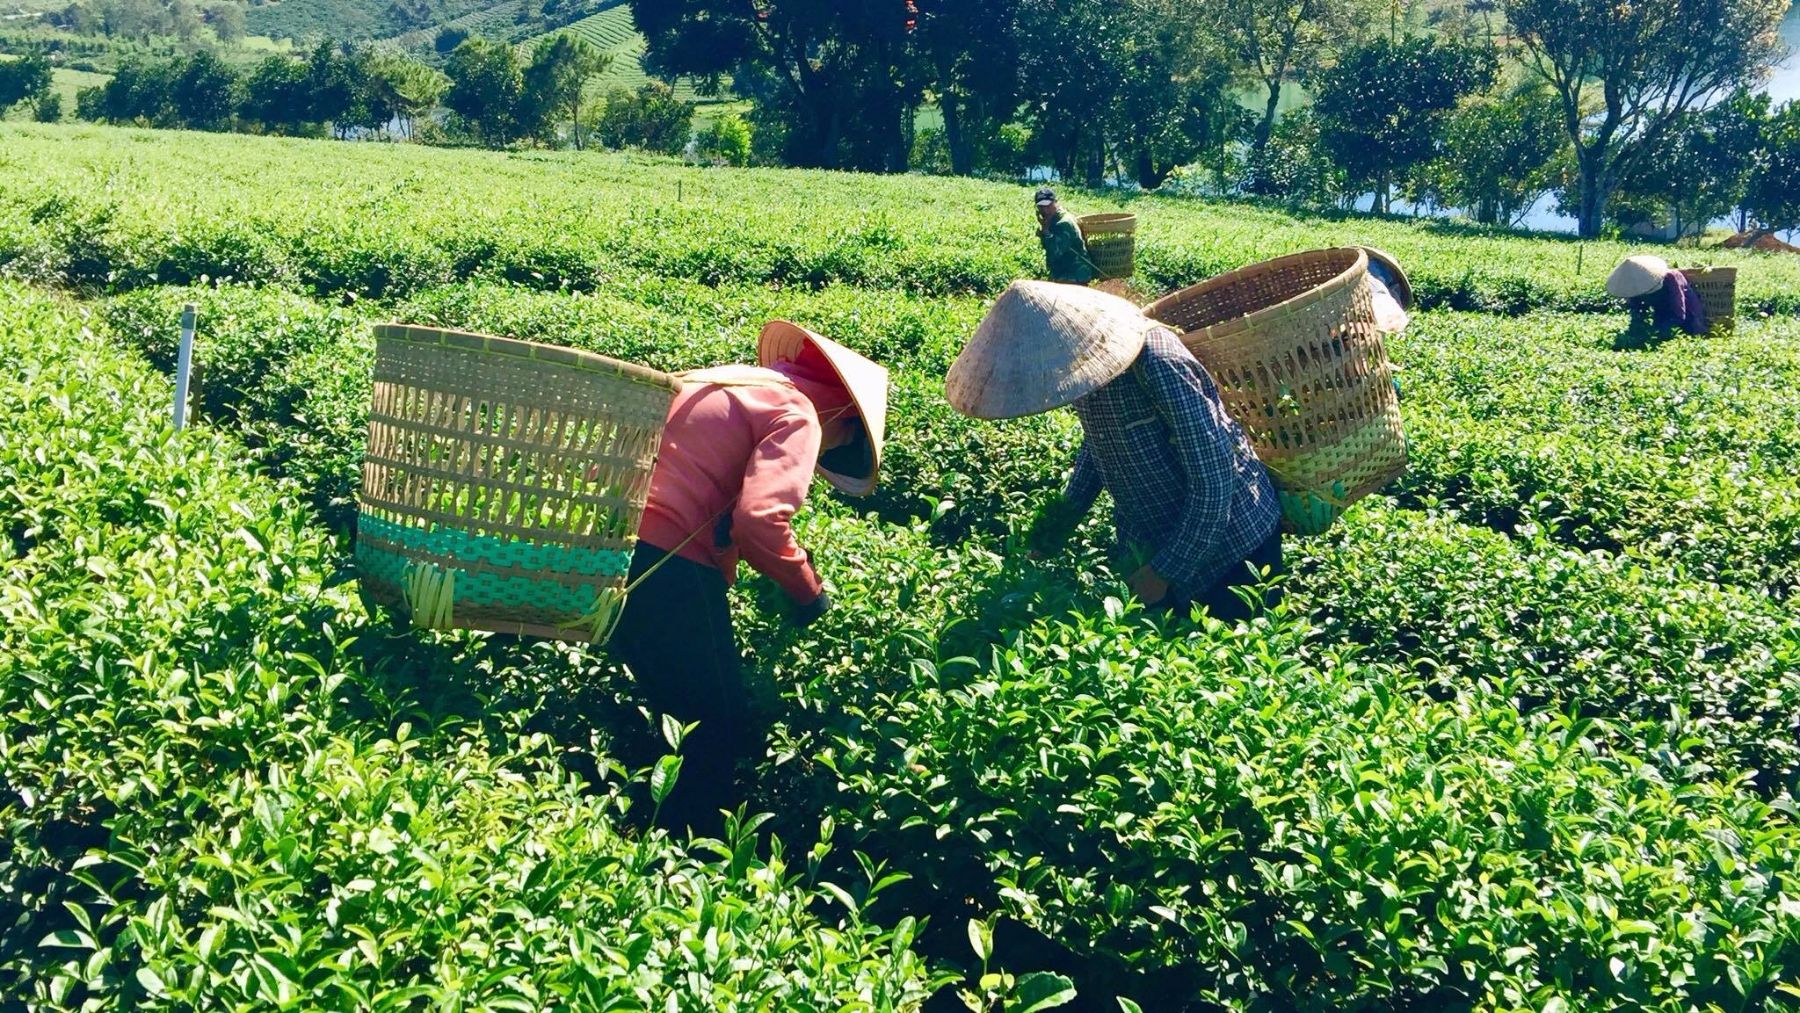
[172,302,197,430]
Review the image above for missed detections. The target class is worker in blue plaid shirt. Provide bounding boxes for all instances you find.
[946,281,1284,619]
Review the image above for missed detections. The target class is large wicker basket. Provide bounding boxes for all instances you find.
[1079,213,1137,280]
[1143,248,1406,535]
[1679,266,1736,334]
[356,323,679,642]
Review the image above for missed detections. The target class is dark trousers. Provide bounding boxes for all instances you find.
[609,542,749,837]
[1167,528,1284,623]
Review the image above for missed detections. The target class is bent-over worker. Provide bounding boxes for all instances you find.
[611,322,888,835]
[1608,255,1707,336]
[945,281,1281,620]
[1036,188,1095,286]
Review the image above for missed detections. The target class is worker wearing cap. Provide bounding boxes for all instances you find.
[946,281,1281,620]
[1036,188,1096,286]
[1607,255,1707,336]
[612,322,888,835]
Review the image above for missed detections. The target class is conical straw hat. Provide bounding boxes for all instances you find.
[945,281,1154,419]
[758,321,889,497]
[1358,246,1413,309]
[1607,255,1670,299]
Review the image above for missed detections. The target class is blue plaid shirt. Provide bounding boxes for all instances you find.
[1065,328,1280,595]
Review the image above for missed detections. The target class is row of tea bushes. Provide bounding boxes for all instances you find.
[0,283,941,1009]
[6,123,1797,313]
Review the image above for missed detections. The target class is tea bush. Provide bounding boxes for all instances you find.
[5,122,1797,314]
[1297,500,1800,793]
[0,283,941,1009]
[730,514,1800,1011]
[1392,312,1800,594]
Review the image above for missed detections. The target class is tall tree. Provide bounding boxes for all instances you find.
[172,50,239,129]
[1745,99,1800,238]
[444,37,524,145]
[1113,0,1244,190]
[1015,0,1127,184]
[1311,35,1496,212]
[596,81,694,154]
[1506,0,1790,236]
[304,41,356,134]
[912,0,1018,174]
[521,34,611,148]
[0,52,53,113]
[242,55,312,134]
[1616,88,1769,238]
[1214,0,1372,161]
[366,52,447,141]
[633,0,917,170]
[1429,77,1570,226]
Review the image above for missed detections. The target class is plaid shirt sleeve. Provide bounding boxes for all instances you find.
[1063,440,1104,513]
[1133,340,1240,589]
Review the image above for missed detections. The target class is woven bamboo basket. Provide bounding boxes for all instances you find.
[356,323,679,643]
[1143,248,1406,535]
[1679,266,1737,334]
[1078,213,1137,281]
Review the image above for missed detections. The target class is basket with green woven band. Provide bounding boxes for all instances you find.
[1144,247,1407,535]
[1078,213,1138,281]
[356,323,679,642]
[1677,266,1736,335]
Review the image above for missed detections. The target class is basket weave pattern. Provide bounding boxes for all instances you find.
[1680,267,1736,334]
[356,324,678,641]
[1079,213,1137,281]
[1144,248,1407,534]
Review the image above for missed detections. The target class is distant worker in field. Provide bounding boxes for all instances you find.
[1035,188,1096,286]
[946,281,1281,620]
[1607,255,1707,336]
[611,323,887,835]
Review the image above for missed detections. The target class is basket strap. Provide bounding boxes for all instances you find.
[619,502,731,596]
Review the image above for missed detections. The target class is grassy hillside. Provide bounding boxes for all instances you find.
[247,0,503,42]
[554,3,707,100]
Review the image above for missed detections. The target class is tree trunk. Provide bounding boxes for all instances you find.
[942,96,973,176]
[1576,153,1611,238]
[1253,80,1282,153]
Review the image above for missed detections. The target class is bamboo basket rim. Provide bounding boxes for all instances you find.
[1079,212,1138,235]
[373,322,680,392]
[1145,247,1368,336]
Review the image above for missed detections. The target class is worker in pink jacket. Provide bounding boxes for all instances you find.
[611,321,888,835]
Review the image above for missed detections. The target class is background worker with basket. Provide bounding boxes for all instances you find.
[612,322,888,835]
[1035,187,1097,286]
[946,281,1283,620]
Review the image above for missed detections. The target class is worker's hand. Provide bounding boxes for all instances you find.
[1127,564,1170,606]
[793,591,832,628]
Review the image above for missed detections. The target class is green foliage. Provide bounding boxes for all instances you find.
[1311,35,1497,211]
[1504,0,1791,236]
[444,36,524,144]
[596,79,693,154]
[520,33,609,147]
[1428,77,1570,227]
[0,282,942,1007]
[31,90,62,122]
[699,111,753,167]
[1388,311,1800,595]
[1747,98,1800,236]
[1615,89,1769,237]
[0,51,52,111]
[8,123,1797,313]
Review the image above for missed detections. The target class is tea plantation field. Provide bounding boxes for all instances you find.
[3,121,1800,1010]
